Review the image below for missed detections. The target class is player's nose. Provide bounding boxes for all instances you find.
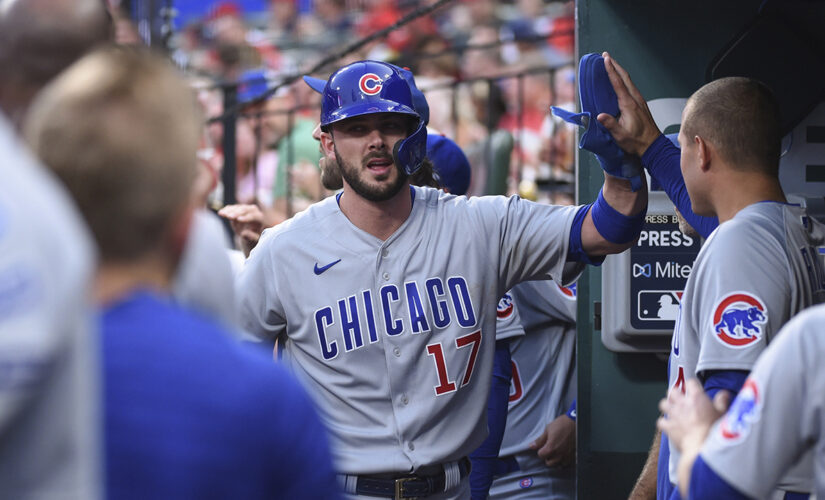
[365,127,387,150]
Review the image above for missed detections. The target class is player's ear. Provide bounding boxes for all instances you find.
[320,130,335,158]
[695,135,711,172]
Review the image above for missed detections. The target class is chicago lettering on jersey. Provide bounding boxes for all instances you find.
[313,276,478,360]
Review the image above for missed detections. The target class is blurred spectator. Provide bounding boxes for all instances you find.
[168,0,577,206]
[498,69,555,194]
[0,0,110,130]
[0,1,111,495]
[266,0,300,45]
[0,112,101,500]
[540,64,576,185]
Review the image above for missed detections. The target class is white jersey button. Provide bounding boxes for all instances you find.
[382,272,390,281]
[382,249,389,257]
[408,442,415,451]
[401,394,409,405]
[393,347,401,357]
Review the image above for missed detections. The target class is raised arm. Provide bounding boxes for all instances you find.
[580,172,649,257]
[597,52,718,238]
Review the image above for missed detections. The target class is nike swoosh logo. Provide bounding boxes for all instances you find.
[314,259,342,275]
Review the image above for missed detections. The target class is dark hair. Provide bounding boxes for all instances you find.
[682,77,781,175]
[410,158,440,189]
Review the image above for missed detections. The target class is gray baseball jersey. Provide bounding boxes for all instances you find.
[494,290,526,342]
[700,303,825,498]
[667,201,825,488]
[173,209,238,329]
[490,279,577,500]
[238,186,582,476]
[0,116,100,498]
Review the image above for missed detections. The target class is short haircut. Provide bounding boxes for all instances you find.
[24,47,200,262]
[682,77,781,175]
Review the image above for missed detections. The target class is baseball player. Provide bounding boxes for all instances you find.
[293,70,527,500]
[486,280,578,500]
[659,302,825,499]
[237,59,648,499]
[598,53,825,499]
[0,113,100,499]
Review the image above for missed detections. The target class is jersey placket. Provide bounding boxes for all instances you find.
[374,238,421,469]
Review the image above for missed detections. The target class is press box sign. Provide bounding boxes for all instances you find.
[630,214,702,330]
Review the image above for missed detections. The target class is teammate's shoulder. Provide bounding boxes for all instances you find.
[259,195,340,245]
[712,204,782,242]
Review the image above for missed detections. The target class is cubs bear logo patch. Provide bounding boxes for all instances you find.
[719,378,761,442]
[712,292,767,348]
[497,293,514,319]
[558,282,577,299]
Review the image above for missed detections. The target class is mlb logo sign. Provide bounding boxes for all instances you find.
[637,291,682,321]
[712,292,767,348]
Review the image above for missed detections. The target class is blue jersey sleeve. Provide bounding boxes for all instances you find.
[642,135,718,238]
[700,370,749,399]
[566,204,605,266]
[469,339,512,500]
[658,433,676,500]
[264,363,343,500]
[688,455,750,500]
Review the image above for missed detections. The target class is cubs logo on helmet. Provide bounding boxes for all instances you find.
[497,293,514,319]
[712,292,767,348]
[558,282,577,299]
[358,73,382,95]
[718,378,761,442]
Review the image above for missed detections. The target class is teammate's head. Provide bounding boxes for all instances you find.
[680,77,781,177]
[0,0,112,129]
[674,207,699,239]
[427,133,471,196]
[25,47,200,268]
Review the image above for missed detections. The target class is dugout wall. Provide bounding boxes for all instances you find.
[575,0,825,496]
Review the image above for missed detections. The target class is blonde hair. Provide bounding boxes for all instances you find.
[25,46,201,261]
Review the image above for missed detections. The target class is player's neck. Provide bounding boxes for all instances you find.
[711,170,786,223]
[94,254,175,307]
[338,183,413,241]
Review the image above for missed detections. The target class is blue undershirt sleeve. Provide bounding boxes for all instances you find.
[642,135,718,238]
[469,339,512,500]
[700,370,749,400]
[688,455,751,500]
[566,399,576,420]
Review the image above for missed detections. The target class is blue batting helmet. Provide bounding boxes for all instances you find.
[316,60,427,175]
[304,65,429,126]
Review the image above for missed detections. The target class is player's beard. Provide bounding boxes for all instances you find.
[334,147,408,202]
[319,156,344,191]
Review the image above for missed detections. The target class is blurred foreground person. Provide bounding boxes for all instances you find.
[0,113,100,498]
[25,47,340,500]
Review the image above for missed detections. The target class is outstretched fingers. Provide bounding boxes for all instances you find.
[603,52,647,110]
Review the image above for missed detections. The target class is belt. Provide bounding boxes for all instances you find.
[347,457,471,499]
